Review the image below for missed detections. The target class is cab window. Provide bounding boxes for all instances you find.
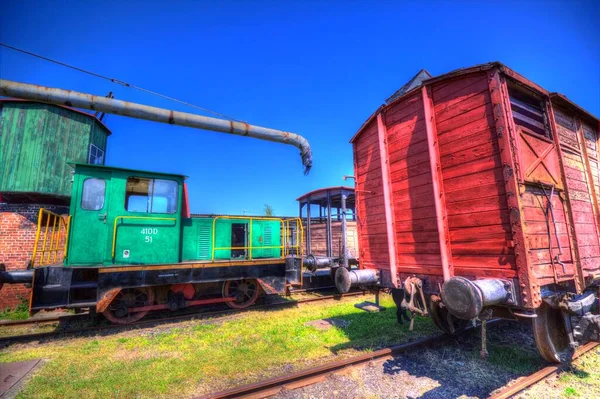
[81,178,106,210]
[125,177,178,213]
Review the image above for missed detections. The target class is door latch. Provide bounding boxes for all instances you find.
[98,213,107,223]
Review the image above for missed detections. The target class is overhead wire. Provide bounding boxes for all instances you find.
[0,42,243,122]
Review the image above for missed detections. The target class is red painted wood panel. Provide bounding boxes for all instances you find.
[384,91,443,277]
[385,95,423,126]
[387,120,426,146]
[437,103,491,135]
[438,112,496,147]
[354,119,390,267]
[442,155,503,180]
[432,74,515,274]
[445,180,506,201]
[449,224,512,241]
[390,162,431,182]
[432,73,488,103]
[446,195,507,216]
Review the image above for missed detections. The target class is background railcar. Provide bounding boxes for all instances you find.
[343,62,600,363]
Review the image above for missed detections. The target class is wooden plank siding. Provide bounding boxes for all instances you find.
[0,102,110,197]
[384,91,441,275]
[433,73,516,275]
[553,107,600,278]
[304,221,359,258]
[354,119,390,270]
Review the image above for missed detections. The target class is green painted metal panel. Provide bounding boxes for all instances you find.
[251,220,281,258]
[67,169,112,265]
[64,164,281,267]
[65,164,183,266]
[182,218,213,261]
[181,218,281,261]
[212,218,281,260]
[0,102,110,197]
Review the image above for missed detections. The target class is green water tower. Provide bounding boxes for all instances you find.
[0,100,111,204]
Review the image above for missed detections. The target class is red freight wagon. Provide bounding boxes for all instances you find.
[340,62,600,363]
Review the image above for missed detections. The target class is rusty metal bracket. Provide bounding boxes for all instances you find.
[400,277,429,331]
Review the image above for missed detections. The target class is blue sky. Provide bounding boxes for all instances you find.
[1,1,598,216]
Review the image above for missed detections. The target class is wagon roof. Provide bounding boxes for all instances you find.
[385,69,433,104]
[296,186,355,202]
[350,61,598,143]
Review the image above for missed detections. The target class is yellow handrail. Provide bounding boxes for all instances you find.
[64,215,71,259]
[112,216,177,259]
[31,208,44,265]
[31,209,70,267]
[211,216,304,261]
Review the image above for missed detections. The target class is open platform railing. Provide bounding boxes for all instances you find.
[211,216,304,261]
[31,208,71,267]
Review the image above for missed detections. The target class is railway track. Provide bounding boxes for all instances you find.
[197,322,491,399]
[198,321,597,399]
[0,291,366,344]
[0,313,89,327]
[488,341,600,399]
[0,287,343,329]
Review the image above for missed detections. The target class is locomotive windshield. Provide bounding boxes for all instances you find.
[125,177,178,213]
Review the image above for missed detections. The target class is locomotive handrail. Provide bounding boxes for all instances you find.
[111,215,177,260]
[211,216,303,261]
[285,217,305,258]
[31,209,71,267]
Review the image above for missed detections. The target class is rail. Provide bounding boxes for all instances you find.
[31,208,71,267]
[111,216,177,259]
[489,341,599,399]
[211,216,303,261]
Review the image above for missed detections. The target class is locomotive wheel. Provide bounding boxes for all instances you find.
[429,298,469,335]
[533,302,574,363]
[222,279,260,309]
[103,287,155,325]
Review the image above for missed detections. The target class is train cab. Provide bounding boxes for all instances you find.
[67,163,185,266]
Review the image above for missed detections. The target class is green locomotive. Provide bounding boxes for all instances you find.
[0,163,303,324]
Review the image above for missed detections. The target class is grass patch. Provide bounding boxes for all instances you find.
[0,293,437,398]
[487,344,541,374]
[564,386,579,397]
[0,299,29,321]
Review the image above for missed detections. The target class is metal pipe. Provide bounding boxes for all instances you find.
[303,255,332,272]
[441,277,514,320]
[306,197,311,255]
[0,79,313,174]
[326,190,332,258]
[0,269,34,285]
[335,268,378,293]
[340,191,348,269]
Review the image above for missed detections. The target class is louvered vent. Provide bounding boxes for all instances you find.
[197,223,212,260]
[264,225,273,256]
[508,85,550,138]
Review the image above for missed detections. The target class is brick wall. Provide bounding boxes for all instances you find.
[0,203,69,310]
